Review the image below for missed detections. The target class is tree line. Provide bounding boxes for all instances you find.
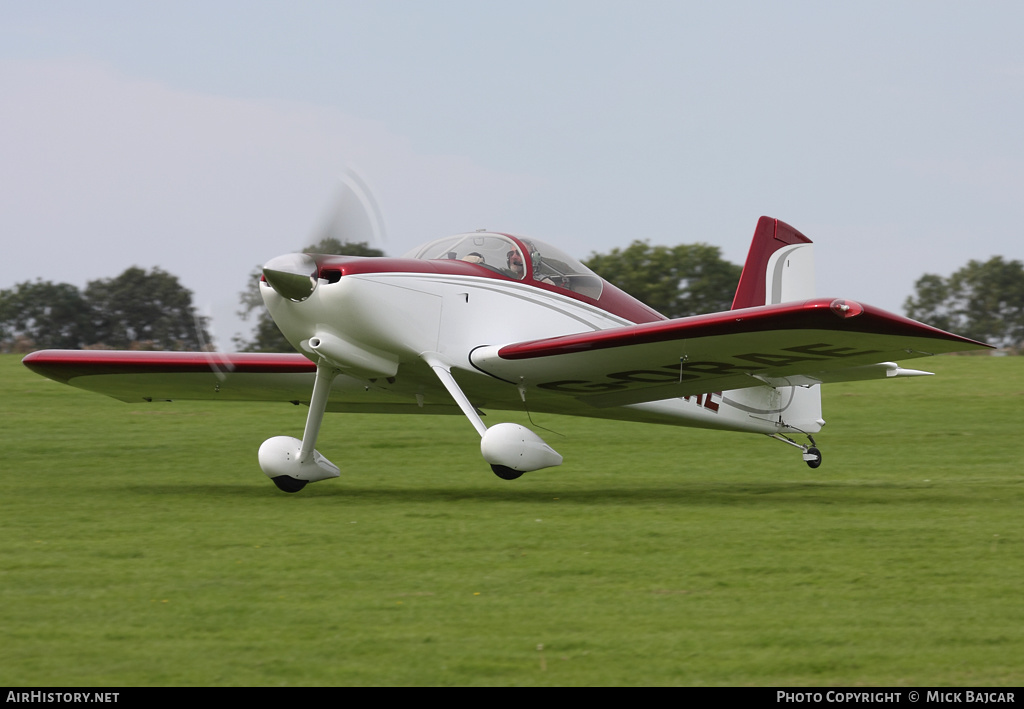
[4,241,1022,354]
[0,267,211,353]
[904,257,1024,350]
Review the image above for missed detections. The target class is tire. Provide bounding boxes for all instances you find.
[272,475,308,493]
[490,464,523,480]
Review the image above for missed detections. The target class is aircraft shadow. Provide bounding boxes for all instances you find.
[127,480,947,507]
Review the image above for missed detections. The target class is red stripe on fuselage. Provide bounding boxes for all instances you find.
[312,253,665,324]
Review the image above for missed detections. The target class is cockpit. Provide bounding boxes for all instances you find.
[403,232,604,299]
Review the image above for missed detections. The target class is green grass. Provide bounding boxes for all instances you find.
[1,353,1021,686]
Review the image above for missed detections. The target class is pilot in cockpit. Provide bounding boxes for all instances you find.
[506,248,525,278]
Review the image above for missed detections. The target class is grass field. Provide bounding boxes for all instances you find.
[1,353,1021,686]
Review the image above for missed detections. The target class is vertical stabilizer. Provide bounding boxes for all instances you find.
[731,217,815,309]
[729,218,823,439]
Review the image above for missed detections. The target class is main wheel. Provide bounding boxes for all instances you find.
[804,447,822,469]
[491,464,523,480]
[272,475,308,493]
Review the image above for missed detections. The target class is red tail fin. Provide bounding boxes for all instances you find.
[731,217,814,310]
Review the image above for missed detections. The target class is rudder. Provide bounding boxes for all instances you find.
[731,217,815,309]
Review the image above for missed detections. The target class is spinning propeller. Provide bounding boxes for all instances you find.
[261,165,388,302]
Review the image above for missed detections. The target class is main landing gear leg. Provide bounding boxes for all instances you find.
[768,433,822,469]
[258,360,342,492]
[421,353,562,480]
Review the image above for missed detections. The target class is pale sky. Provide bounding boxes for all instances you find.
[2,1,1022,345]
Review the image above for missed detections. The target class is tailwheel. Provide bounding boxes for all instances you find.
[272,476,308,493]
[491,464,524,480]
[768,433,823,469]
[803,447,822,469]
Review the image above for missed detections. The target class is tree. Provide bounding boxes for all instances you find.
[0,280,94,352]
[85,267,211,350]
[1,267,209,352]
[905,256,1024,350]
[583,241,742,318]
[235,239,385,352]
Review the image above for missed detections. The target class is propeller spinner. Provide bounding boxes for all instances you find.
[262,252,319,302]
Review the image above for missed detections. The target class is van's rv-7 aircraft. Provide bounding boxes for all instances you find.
[23,217,990,492]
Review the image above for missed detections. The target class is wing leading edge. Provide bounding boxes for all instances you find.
[22,350,319,403]
[21,350,470,415]
[469,298,991,408]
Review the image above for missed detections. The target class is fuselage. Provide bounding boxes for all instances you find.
[261,232,815,436]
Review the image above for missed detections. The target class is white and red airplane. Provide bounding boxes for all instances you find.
[23,217,989,492]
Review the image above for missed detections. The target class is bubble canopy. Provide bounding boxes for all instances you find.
[403,233,603,299]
